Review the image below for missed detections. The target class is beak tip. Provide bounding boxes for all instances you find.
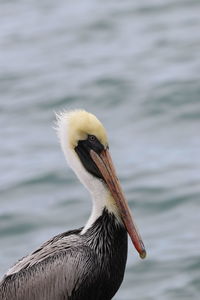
[139,249,147,259]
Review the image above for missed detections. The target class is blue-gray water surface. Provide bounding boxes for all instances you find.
[0,0,200,299]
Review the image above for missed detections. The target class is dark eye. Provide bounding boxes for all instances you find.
[88,135,96,142]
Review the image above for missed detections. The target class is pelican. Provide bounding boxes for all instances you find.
[0,110,146,300]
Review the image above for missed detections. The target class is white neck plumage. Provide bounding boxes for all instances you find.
[67,146,120,234]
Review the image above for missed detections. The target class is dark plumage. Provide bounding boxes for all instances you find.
[0,210,127,300]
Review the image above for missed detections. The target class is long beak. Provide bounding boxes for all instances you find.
[90,148,146,259]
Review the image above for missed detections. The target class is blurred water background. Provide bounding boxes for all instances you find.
[0,0,200,299]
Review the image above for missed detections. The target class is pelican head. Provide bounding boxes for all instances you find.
[57,109,146,259]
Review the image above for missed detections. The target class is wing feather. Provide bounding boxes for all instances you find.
[0,230,99,300]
